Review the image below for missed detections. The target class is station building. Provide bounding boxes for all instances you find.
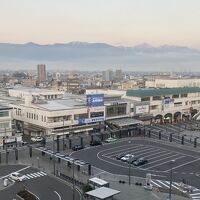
[8,87,140,137]
[126,87,200,123]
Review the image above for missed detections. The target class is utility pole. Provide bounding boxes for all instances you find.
[63,117,65,151]
[53,134,56,175]
[128,155,131,185]
[169,160,175,200]
[72,159,75,200]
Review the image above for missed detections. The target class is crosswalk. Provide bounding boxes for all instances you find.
[9,171,47,182]
[151,179,200,199]
[25,171,47,180]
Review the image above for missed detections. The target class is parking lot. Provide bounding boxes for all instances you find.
[100,143,199,172]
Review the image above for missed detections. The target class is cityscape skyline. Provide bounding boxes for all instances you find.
[1,0,200,48]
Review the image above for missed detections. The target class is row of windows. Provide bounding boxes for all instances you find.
[26,112,46,122]
[0,111,9,117]
[143,94,189,102]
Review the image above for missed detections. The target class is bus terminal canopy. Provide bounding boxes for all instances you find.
[86,187,120,199]
[107,117,142,128]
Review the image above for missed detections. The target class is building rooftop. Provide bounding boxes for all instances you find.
[86,187,120,199]
[35,98,86,111]
[126,87,200,97]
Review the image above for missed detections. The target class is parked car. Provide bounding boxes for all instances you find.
[105,137,118,143]
[72,145,84,151]
[133,158,148,166]
[9,172,26,182]
[121,154,134,162]
[116,153,127,160]
[31,136,43,142]
[90,140,102,146]
[127,157,138,164]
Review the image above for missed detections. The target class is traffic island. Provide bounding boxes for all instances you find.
[16,189,38,200]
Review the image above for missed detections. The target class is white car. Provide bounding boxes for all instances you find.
[9,172,26,182]
[31,136,43,142]
[121,154,134,162]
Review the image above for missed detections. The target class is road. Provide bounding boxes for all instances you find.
[0,165,80,200]
[71,138,200,189]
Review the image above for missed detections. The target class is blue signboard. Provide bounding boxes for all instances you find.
[78,119,86,125]
[86,94,104,107]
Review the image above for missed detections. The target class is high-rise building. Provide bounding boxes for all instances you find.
[102,70,114,82]
[37,64,46,83]
[115,69,123,81]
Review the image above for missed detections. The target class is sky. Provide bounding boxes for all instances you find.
[0,0,200,48]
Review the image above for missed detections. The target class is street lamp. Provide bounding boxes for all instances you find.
[168,159,175,200]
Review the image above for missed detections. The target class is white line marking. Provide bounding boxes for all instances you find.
[39,171,47,175]
[30,173,38,178]
[156,180,170,188]
[151,180,161,187]
[191,193,200,196]
[147,152,174,161]
[54,191,62,200]
[104,145,144,156]
[146,156,185,170]
[37,172,45,176]
[164,158,200,172]
[0,166,31,180]
[165,181,180,190]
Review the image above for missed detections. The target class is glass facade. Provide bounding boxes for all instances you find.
[106,103,126,117]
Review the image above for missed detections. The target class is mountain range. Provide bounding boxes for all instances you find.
[0,42,200,71]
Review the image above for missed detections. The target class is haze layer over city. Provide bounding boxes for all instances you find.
[0,1,200,200]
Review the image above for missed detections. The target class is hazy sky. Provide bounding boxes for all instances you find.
[1,0,200,47]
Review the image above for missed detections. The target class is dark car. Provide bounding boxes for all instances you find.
[72,145,84,151]
[133,158,148,166]
[90,140,102,146]
[116,153,127,160]
[127,157,138,164]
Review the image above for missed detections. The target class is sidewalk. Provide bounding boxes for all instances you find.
[98,172,189,200]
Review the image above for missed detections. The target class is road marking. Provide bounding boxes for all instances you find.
[147,152,174,161]
[136,149,166,158]
[0,166,31,180]
[156,180,170,188]
[104,145,143,156]
[164,158,200,172]
[54,191,62,200]
[151,180,161,187]
[145,154,180,166]
[191,193,200,196]
[146,155,185,170]
[165,181,180,190]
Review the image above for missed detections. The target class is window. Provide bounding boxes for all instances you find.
[0,111,9,117]
[174,102,182,107]
[172,94,179,99]
[141,97,150,102]
[90,112,104,118]
[181,94,188,98]
[106,103,126,117]
[74,113,88,120]
[153,96,162,101]
[0,122,9,129]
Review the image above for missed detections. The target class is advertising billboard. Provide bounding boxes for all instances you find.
[163,99,174,108]
[136,105,149,114]
[86,94,104,107]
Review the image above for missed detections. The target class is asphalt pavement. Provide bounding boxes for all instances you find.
[0,165,80,200]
